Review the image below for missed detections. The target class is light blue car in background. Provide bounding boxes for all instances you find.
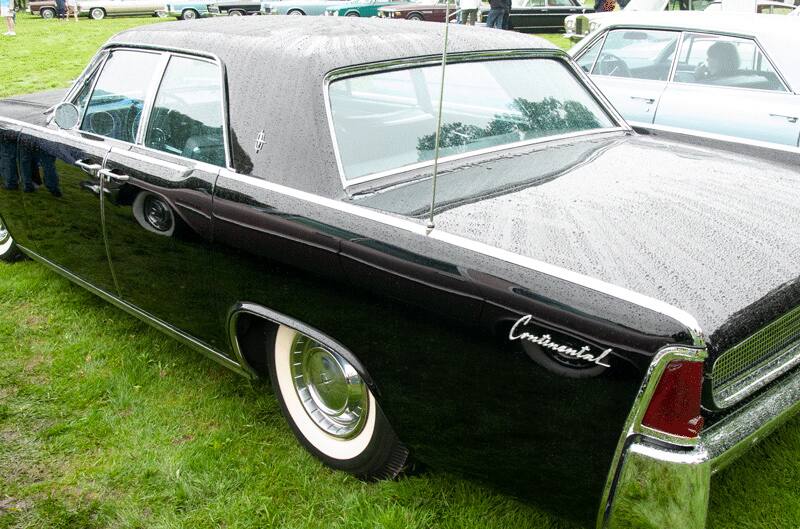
[263,0,347,15]
[159,1,213,18]
[570,11,800,149]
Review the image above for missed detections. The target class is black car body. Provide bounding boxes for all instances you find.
[0,17,798,529]
[481,0,593,32]
[208,0,262,14]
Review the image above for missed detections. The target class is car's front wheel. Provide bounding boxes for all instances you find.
[0,216,21,262]
[287,9,304,14]
[345,10,359,16]
[181,8,199,19]
[269,325,408,480]
[228,9,244,15]
[40,7,56,18]
[407,12,423,20]
[89,7,105,19]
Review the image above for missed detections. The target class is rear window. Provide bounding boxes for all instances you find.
[328,58,616,182]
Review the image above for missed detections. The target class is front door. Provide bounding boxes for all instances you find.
[587,28,681,125]
[101,54,227,350]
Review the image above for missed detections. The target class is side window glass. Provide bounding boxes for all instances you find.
[594,29,679,81]
[674,33,786,92]
[80,50,162,142]
[576,35,604,73]
[144,56,226,167]
[548,0,574,6]
[70,53,107,118]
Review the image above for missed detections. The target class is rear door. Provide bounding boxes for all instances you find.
[101,53,227,350]
[580,28,680,124]
[655,32,800,146]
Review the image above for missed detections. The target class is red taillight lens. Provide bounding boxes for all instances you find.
[642,360,705,439]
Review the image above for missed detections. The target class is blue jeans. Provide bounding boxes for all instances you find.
[486,8,504,29]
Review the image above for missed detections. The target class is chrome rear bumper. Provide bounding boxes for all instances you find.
[602,365,800,528]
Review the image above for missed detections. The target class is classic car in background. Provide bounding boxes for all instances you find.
[78,0,166,18]
[480,0,592,32]
[564,0,711,40]
[1,16,799,529]
[27,0,58,18]
[704,0,797,12]
[325,0,406,16]
[265,0,346,15]
[159,1,213,18]
[570,12,800,148]
[377,0,457,22]
[207,0,262,14]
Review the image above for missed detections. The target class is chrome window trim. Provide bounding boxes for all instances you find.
[322,50,631,191]
[76,48,166,138]
[135,52,171,146]
[66,42,235,171]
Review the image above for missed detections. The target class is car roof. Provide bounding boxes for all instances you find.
[580,12,800,92]
[107,17,560,197]
[109,16,556,66]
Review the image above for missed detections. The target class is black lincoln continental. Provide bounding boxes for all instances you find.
[0,17,798,529]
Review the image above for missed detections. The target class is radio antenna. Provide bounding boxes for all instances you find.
[426,3,458,231]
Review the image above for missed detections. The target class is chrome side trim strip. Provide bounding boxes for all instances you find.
[17,244,249,378]
[217,168,704,345]
[632,121,800,153]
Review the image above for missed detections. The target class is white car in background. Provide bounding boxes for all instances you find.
[78,0,165,18]
[569,12,800,148]
[564,0,712,40]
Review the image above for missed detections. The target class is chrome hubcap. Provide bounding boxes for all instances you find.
[143,195,173,232]
[0,219,8,244]
[290,334,368,439]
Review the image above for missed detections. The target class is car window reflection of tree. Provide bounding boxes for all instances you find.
[0,135,16,190]
[416,97,602,159]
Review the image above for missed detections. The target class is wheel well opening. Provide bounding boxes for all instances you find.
[234,312,278,379]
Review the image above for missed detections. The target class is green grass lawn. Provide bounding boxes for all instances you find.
[1,13,799,529]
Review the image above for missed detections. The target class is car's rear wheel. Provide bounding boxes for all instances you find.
[228,9,244,15]
[40,7,56,18]
[89,7,105,19]
[287,9,304,14]
[0,217,21,262]
[407,12,423,20]
[181,8,199,19]
[269,325,408,480]
[345,10,359,16]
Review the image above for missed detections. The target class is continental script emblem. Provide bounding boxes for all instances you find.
[509,315,612,368]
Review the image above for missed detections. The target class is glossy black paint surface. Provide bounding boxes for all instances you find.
[1,17,798,527]
[481,0,592,32]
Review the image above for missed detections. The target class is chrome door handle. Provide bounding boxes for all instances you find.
[98,168,130,182]
[630,96,656,104]
[769,113,799,124]
[75,159,102,174]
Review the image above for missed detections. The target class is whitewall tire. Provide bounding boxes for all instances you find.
[0,216,21,262]
[270,325,408,480]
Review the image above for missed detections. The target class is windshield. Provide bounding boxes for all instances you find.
[328,58,616,182]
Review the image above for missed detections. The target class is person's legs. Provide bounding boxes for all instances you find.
[4,15,15,35]
[485,8,503,28]
[502,8,509,29]
[465,8,477,25]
